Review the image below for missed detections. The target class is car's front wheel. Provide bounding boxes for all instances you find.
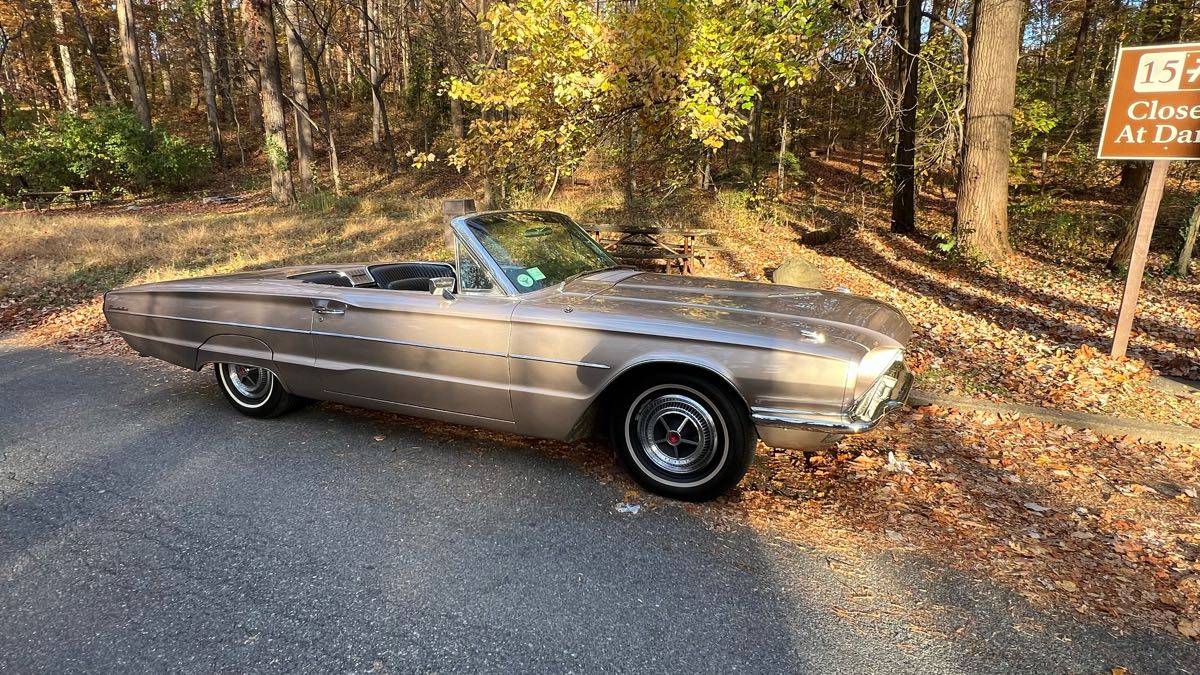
[214,362,305,418]
[610,373,756,501]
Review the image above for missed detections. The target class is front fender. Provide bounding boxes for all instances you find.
[599,352,744,406]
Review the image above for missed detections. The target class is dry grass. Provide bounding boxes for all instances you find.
[0,194,447,294]
[0,189,453,350]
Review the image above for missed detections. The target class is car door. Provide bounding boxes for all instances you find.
[309,284,518,425]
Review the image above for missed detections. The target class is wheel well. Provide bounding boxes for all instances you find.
[574,361,749,441]
[212,359,294,395]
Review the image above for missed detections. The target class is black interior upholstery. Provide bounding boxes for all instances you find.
[291,270,353,287]
[386,277,433,291]
[368,262,455,291]
[292,263,455,292]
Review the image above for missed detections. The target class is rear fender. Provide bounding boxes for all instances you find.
[196,335,291,391]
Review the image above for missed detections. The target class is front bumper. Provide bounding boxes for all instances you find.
[751,362,913,447]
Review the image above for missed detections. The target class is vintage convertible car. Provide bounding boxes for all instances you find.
[104,210,912,500]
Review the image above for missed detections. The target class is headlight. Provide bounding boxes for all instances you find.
[854,347,904,397]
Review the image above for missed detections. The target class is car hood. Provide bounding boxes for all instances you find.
[562,272,911,355]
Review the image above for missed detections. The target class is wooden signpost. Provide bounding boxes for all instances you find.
[1098,42,1200,358]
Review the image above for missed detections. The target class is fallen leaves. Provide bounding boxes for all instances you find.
[729,405,1200,640]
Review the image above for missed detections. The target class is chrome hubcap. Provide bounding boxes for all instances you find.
[636,394,717,475]
[226,364,271,400]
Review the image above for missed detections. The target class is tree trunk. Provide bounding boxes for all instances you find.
[196,6,223,162]
[777,96,789,194]
[241,1,265,134]
[476,0,490,63]
[1175,200,1199,277]
[1107,169,1152,270]
[929,0,948,38]
[1062,0,1092,92]
[317,73,343,196]
[475,0,492,206]
[160,54,174,102]
[448,0,465,141]
[891,0,921,234]
[283,0,315,195]
[244,0,295,205]
[305,16,343,194]
[290,7,343,196]
[622,119,635,212]
[154,0,174,103]
[68,0,117,105]
[749,98,763,184]
[209,0,237,123]
[364,0,397,173]
[144,21,156,102]
[1118,162,1149,192]
[219,0,241,88]
[116,0,152,129]
[1093,0,1125,87]
[399,0,411,97]
[47,50,67,108]
[450,97,464,141]
[324,42,337,100]
[953,0,1025,260]
[51,2,78,113]
[367,0,383,149]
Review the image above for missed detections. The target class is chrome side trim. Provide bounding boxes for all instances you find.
[328,390,513,424]
[108,309,511,360]
[751,401,904,435]
[105,309,310,335]
[310,329,508,358]
[509,353,611,370]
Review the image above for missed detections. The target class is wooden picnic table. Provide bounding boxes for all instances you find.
[584,224,718,275]
[19,189,97,212]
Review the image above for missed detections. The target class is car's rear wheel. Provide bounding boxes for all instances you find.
[610,373,756,501]
[214,362,305,418]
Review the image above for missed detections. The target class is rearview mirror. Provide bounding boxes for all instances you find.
[429,276,456,300]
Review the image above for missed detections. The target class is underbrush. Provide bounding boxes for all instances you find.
[0,107,210,197]
[1011,191,1120,254]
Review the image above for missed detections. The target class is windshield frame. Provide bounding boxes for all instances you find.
[449,210,617,296]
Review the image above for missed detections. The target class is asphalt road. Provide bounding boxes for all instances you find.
[2,345,1197,673]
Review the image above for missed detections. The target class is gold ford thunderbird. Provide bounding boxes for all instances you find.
[103,210,913,500]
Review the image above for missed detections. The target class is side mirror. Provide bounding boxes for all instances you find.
[428,276,456,300]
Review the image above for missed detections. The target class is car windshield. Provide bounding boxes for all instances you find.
[465,212,618,293]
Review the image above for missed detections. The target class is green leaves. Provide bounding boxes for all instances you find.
[0,107,211,195]
[448,0,834,190]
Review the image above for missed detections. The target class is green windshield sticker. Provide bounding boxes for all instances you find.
[527,267,546,281]
[516,273,534,288]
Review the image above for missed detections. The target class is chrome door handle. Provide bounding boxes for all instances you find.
[313,306,345,316]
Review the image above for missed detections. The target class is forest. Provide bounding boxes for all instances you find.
[1,0,1200,644]
[0,0,1197,262]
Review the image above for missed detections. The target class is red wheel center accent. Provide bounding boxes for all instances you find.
[666,431,681,445]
